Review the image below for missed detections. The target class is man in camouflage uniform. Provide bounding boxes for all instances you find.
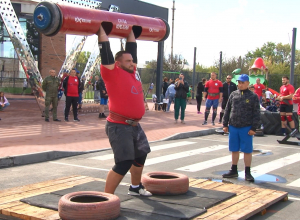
[42,69,61,122]
[222,74,260,182]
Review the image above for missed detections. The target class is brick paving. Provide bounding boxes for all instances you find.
[0,94,222,158]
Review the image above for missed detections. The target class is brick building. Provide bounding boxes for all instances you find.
[0,1,66,79]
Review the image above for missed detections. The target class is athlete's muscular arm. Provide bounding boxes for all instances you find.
[125,30,137,68]
[98,25,115,70]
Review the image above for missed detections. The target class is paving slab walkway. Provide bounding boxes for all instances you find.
[0,94,222,158]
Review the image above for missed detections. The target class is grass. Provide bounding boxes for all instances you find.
[0,87,32,94]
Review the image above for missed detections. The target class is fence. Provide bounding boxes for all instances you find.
[2,69,300,96]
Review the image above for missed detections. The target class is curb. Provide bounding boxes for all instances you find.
[0,128,219,168]
[0,149,110,168]
[158,128,219,141]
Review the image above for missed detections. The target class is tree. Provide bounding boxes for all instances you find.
[76,51,91,74]
[145,53,187,72]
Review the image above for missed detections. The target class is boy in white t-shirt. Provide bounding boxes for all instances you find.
[264,88,273,106]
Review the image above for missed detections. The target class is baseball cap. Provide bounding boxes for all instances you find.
[237,74,249,82]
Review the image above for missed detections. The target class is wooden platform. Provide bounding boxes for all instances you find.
[0,175,288,220]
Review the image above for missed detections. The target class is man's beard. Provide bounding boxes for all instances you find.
[120,65,134,73]
[282,82,287,85]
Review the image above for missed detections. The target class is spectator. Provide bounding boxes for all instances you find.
[21,79,28,95]
[293,87,300,131]
[264,88,273,106]
[248,84,255,92]
[254,78,265,104]
[196,78,206,114]
[0,92,10,111]
[99,77,108,118]
[148,82,154,94]
[58,70,69,101]
[78,73,85,110]
[63,69,80,122]
[162,77,168,97]
[219,75,237,124]
[42,69,61,122]
[278,76,296,136]
[165,80,176,112]
[186,85,193,104]
[94,75,101,103]
[202,72,223,126]
[222,74,260,182]
[174,73,189,124]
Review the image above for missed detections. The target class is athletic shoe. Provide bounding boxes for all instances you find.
[202,121,207,125]
[175,119,178,123]
[102,113,107,118]
[222,170,238,178]
[199,112,203,114]
[45,118,49,122]
[74,118,80,122]
[128,183,152,196]
[212,122,215,126]
[64,118,69,122]
[197,111,200,114]
[218,121,222,124]
[245,173,255,182]
[181,120,185,124]
[53,119,61,122]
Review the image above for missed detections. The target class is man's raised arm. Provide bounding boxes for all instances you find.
[125,30,137,68]
[98,25,115,70]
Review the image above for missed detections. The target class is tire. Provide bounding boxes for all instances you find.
[58,191,120,220]
[141,171,189,195]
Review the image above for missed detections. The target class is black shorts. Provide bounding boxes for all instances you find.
[105,121,151,163]
[280,104,293,113]
[221,99,228,110]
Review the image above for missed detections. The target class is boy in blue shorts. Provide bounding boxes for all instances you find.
[222,74,261,182]
[99,77,108,118]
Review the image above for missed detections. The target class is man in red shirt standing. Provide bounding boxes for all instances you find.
[253,78,265,104]
[63,69,80,122]
[98,26,151,196]
[202,72,223,126]
[278,76,295,136]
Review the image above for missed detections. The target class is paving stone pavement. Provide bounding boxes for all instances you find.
[0,94,222,158]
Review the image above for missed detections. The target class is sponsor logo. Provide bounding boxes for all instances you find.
[246,99,249,103]
[215,83,218,86]
[116,19,129,30]
[149,27,159,33]
[75,17,91,24]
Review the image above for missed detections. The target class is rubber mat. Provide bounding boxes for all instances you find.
[21,180,236,219]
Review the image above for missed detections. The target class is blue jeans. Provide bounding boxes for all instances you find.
[167,94,175,111]
[0,103,10,111]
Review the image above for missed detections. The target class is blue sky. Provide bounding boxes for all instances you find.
[67,0,300,69]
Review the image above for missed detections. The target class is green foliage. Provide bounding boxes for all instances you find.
[76,51,91,74]
[145,54,187,72]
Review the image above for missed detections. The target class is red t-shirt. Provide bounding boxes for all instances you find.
[254,83,265,97]
[280,84,294,105]
[205,79,223,100]
[293,88,300,115]
[101,65,145,124]
[66,76,79,97]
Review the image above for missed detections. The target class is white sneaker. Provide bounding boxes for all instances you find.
[128,184,152,196]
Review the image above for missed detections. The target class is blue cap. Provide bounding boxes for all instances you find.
[237,74,249,82]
